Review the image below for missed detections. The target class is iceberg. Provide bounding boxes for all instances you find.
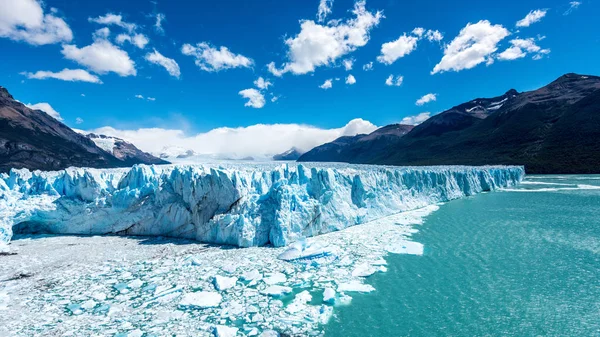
[0,163,524,250]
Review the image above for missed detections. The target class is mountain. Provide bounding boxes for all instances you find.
[298,124,414,163]
[86,133,168,166]
[273,147,304,161]
[299,73,600,174]
[0,86,167,173]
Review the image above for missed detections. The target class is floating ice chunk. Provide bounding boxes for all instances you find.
[261,285,292,297]
[337,281,375,293]
[179,291,222,309]
[386,240,424,255]
[81,299,97,310]
[251,313,264,322]
[213,325,238,337]
[263,272,286,285]
[91,292,106,301]
[128,279,144,289]
[259,330,280,337]
[278,240,337,263]
[128,330,144,337]
[241,270,262,282]
[323,288,336,304]
[286,290,312,313]
[213,275,237,291]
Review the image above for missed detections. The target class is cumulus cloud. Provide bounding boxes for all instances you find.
[377,35,419,65]
[145,49,181,78]
[93,27,110,40]
[21,68,102,83]
[377,28,443,65]
[268,1,383,76]
[426,29,443,42]
[342,58,354,70]
[0,0,73,45]
[319,79,333,89]
[416,93,436,106]
[516,9,547,27]
[239,88,265,108]
[497,38,549,61]
[89,13,136,32]
[89,118,378,158]
[401,112,431,125]
[345,74,356,85]
[385,75,403,86]
[564,1,581,15]
[25,102,62,121]
[75,117,84,124]
[363,62,374,71]
[181,42,253,72]
[317,0,334,23]
[431,20,509,74]
[254,77,272,90]
[116,33,149,49]
[62,39,136,76]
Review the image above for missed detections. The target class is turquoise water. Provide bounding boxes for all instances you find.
[325,176,600,336]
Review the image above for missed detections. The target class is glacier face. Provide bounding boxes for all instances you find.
[0,163,524,249]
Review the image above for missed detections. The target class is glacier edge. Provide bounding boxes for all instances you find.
[0,163,524,249]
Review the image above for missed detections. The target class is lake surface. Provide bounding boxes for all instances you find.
[325,175,600,336]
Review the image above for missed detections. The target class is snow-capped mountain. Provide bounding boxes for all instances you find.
[0,86,167,173]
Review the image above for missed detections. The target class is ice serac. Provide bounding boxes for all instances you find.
[0,163,524,249]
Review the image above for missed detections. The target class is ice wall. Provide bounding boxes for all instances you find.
[0,164,524,249]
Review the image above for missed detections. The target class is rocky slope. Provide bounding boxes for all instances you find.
[0,86,167,172]
[299,73,600,174]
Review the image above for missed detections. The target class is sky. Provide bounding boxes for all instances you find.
[1,0,598,157]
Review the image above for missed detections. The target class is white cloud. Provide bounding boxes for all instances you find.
[25,102,62,121]
[239,88,265,108]
[254,77,272,90]
[62,39,137,76]
[21,68,102,83]
[182,42,253,72]
[401,112,430,125]
[425,29,443,42]
[416,93,436,106]
[412,27,425,37]
[516,9,547,27]
[497,38,549,61]
[363,61,374,71]
[145,49,181,78]
[319,79,333,89]
[75,117,84,124]
[155,13,165,33]
[317,0,334,23]
[345,74,356,85]
[342,58,354,70]
[564,1,581,15]
[0,0,72,45]
[385,74,403,86]
[268,0,383,76]
[377,34,419,65]
[93,27,110,40]
[135,94,144,99]
[89,118,378,158]
[147,97,156,101]
[431,20,509,74]
[116,33,149,49]
[89,13,136,32]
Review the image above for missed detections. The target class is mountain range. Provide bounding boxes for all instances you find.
[299,73,600,174]
[0,86,167,173]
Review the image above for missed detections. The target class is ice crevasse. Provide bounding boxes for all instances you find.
[0,163,524,249]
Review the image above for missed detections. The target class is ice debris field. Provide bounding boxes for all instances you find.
[0,163,524,336]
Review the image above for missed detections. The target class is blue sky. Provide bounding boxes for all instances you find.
[1,0,598,157]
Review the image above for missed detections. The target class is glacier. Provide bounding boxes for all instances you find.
[0,163,524,250]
